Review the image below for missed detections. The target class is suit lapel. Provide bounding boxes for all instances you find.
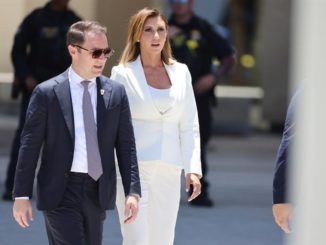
[163,62,177,110]
[126,57,149,99]
[53,72,74,140]
[164,62,178,92]
[96,77,112,142]
[127,57,163,117]
[128,57,177,115]
[96,76,112,110]
[53,73,113,142]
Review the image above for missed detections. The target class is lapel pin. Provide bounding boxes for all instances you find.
[100,89,105,95]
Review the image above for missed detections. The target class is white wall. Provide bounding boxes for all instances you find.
[288,0,326,244]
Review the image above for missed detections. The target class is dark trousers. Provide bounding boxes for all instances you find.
[4,93,31,195]
[43,173,106,245]
[197,98,212,197]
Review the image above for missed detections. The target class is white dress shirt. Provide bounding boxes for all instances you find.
[69,67,97,173]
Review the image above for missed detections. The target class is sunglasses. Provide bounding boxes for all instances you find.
[73,44,114,59]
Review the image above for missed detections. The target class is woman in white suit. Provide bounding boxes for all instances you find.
[111,7,202,245]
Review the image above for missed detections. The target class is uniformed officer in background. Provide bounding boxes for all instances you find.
[2,0,81,200]
[168,0,236,207]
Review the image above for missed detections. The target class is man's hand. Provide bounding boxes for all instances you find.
[194,74,216,95]
[186,173,201,202]
[25,76,38,92]
[272,203,293,233]
[168,25,182,39]
[13,199,33,228]
[124,195,139,224]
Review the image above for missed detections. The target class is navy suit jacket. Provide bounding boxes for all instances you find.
[13,70,141,211]
[273,89,301,204]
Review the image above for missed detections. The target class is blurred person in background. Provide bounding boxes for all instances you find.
[111,7,202,245]
[168,0,235,207]
[2,0,81,200]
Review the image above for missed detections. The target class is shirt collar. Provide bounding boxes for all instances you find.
[68,66,96,86]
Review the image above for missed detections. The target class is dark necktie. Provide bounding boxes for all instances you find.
[81,81,103,180]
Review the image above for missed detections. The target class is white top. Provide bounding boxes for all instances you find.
[147,85,173,114]
[68,67,97,173]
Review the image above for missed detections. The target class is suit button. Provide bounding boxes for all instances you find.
[65,172,70,178]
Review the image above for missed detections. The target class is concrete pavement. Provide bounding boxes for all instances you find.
[0,114,285,244]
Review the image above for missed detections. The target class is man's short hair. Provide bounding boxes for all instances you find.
[66,20,107,46]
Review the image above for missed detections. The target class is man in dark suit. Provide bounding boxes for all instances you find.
[12,20,141,245]
[272,89,301,234]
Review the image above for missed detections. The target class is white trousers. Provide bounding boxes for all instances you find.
[116,161,182,245]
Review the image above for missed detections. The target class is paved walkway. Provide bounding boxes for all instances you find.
[0,114,284,244]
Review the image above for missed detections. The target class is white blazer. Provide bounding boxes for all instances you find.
[111,56,202,176]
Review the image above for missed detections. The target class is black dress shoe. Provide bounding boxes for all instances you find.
[2,191,13,201]
[190,194,214,207]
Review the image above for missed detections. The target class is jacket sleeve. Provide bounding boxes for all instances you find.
[273,89,299,204]
[111,67,141,197]
[179,65,202,176]
[115,86,141,197]
[13,85,47,198]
